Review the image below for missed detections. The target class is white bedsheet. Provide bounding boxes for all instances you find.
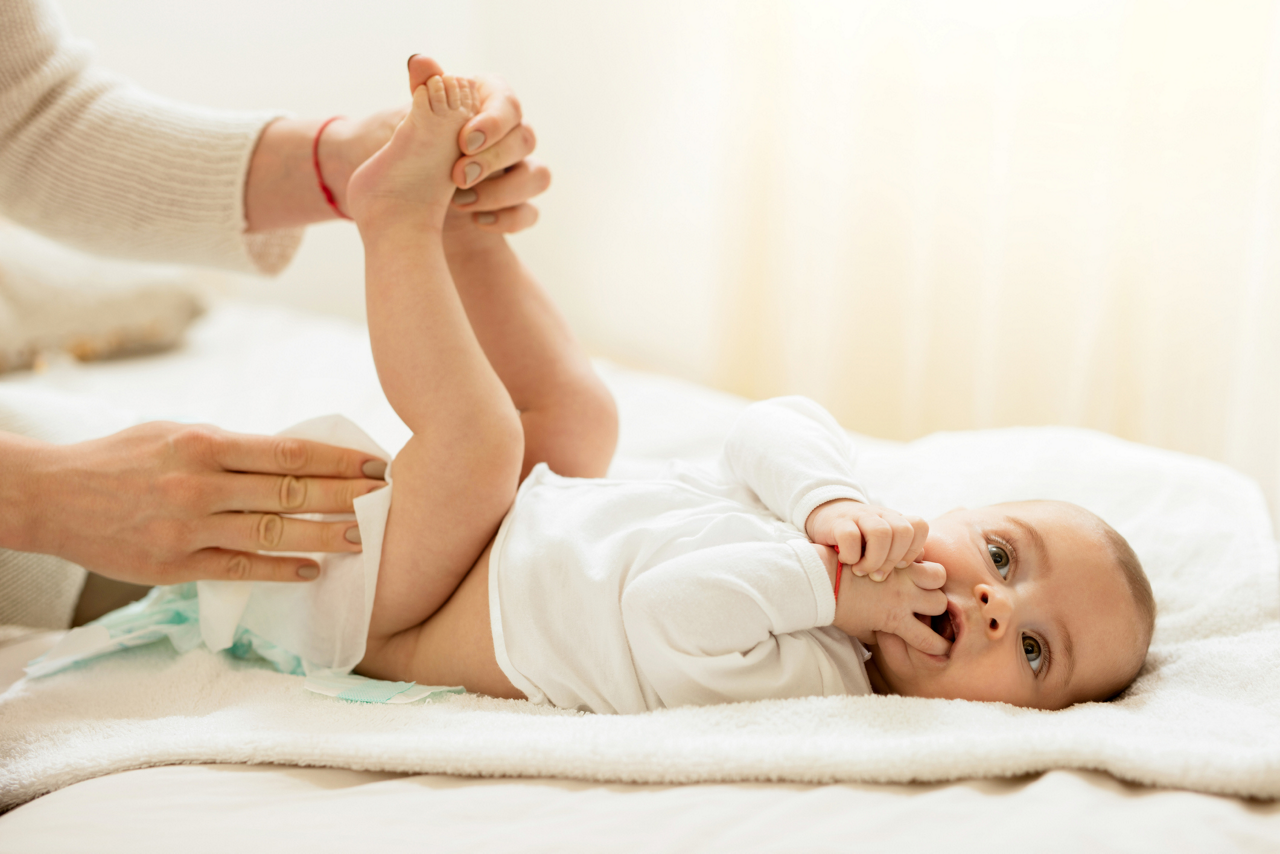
[1,302,1278,852]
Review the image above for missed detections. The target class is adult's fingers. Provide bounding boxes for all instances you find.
[452,158,551,212]
[458,74,523,156]
[209,473,385,514]
[197,428,387,480]
[174,549,323,584]
[204,512,362,555]
[453,124,537,189]
[472,203,539,234]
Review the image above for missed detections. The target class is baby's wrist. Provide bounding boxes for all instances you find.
[831,571,882,642]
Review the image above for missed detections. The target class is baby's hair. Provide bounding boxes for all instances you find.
[1096,517,1155,699]
[1013,500,1155,702]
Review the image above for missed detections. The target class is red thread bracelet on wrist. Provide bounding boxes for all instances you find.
[833,544,843,604]
[313,116,352,221]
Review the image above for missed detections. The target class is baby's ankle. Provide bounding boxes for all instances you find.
[358,213,448,254]
[442,213,505,257]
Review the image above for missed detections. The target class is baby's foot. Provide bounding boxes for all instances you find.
[347,71,477,228]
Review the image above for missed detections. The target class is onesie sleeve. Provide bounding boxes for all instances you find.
[621,539,863,708]
[0,0,302,274]
[722,396,870,535]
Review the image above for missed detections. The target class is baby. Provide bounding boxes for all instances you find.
[344,59,1155,714]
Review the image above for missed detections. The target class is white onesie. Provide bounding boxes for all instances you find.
[488,396,875,714]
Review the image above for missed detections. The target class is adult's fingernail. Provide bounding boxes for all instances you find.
[476,213,497,224]
[362,459,387,479]
[407,53,419,69]
[298,564,320,580]
[345,527,362,544]
[454,189,478,206]
[464,162,483,185]
[465,131,486,153]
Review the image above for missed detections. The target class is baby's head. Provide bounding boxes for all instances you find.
[870,500,1154,710]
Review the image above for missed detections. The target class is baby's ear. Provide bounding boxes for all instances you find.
[407,55,446,95]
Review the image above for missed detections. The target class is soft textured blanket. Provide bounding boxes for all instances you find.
[3,406,1278,807]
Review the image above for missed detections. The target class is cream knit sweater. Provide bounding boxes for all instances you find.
[0,0,302,275]
[0,0,309,630]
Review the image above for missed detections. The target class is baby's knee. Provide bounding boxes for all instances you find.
[561,372,618,476]
[479,404,526,498]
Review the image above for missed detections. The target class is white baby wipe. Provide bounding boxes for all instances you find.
[195,415,390,672]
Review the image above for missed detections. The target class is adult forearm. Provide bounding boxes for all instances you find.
[0,432,52,554]
[243,118,341,232]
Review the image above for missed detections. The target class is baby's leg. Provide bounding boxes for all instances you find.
[366,58,615,480]
[444,229,618,479]
[347,74,522,655]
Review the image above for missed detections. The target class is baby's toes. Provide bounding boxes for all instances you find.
[427,75,450,116]
[459,79,476,115]
[440,76,459,112]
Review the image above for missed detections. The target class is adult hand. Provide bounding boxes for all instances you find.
[318,56,550,235]
[2,423,387,586]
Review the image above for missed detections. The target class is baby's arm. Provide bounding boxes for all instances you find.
[621,539,949,706]
[810,543,949,654]
[722,397,925,579]
[621,540,849,706]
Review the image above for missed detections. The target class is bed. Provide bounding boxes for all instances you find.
[1,302,1279,853]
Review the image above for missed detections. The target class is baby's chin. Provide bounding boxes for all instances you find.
[866,633,945,697]
[867,634,990,702]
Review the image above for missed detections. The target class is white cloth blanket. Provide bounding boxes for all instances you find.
[2,410,1278,808]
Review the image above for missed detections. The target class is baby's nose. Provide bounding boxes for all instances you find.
[974,583,1013,639]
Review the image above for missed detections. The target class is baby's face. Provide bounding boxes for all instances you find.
[868,501,1144,710]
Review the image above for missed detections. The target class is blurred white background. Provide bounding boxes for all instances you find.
[59,0,1280,524]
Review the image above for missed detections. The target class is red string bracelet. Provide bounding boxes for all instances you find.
[833,544,843,605]
[313,116,352,221]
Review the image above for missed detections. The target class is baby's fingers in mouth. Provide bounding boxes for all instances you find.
[912,610,957,658]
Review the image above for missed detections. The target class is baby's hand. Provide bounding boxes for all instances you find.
[834,558,950,657]
[806,499,928,582]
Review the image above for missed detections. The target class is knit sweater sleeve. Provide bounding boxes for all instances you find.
[0,0,302,274]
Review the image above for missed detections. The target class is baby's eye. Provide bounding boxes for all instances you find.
[988,544,1011,578]
[1023,635,1043,672]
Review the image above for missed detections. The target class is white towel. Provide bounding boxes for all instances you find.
[2,422,1277,808]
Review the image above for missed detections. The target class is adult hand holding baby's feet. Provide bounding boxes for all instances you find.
[346,71,478,229]
[316,56,548,234]
[806,498,929,582]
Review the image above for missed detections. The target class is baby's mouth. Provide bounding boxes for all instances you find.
[915,608,957,643]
